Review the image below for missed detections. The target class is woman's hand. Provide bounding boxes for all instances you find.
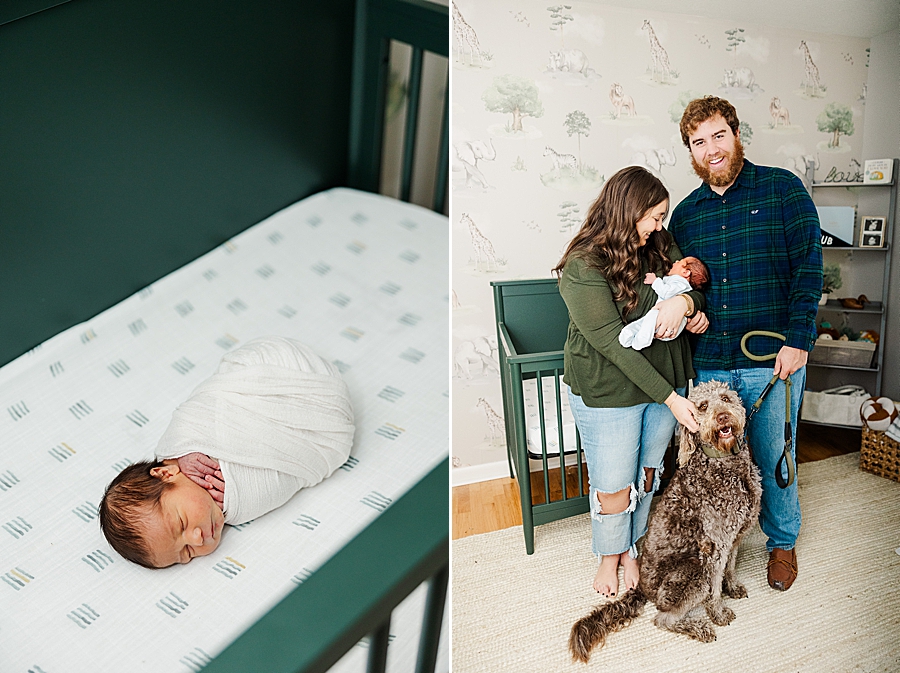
[685,311,709,334]
[654,296,688,339]
[664,391,699,432]
[176,452,226,508]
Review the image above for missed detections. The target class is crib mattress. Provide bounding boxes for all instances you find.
[521,377,577,459]
[0,188,448,672]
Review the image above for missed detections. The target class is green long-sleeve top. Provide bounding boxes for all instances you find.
[559,249,704,407]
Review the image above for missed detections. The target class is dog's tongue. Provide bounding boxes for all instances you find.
[718,426,733,438]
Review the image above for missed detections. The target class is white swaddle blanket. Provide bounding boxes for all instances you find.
[155,336,355,524]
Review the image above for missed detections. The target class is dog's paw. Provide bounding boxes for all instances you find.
[691,623,717,643]
[708,604,735,626]
[723,580,747,599]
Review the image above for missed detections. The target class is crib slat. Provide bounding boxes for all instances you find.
[400,46,424,203]
[348,0,449,208]
[535,372,551,504]
[554,371,568,501]
[367,618,391,673]
[415,565,448,673]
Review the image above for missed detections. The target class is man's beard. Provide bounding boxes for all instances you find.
[691,138,745,187]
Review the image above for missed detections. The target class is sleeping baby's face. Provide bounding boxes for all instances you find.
[142,461,225,567]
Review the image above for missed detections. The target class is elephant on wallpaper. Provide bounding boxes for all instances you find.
[454,138,497,189]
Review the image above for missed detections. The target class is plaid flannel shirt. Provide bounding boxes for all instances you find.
[668,161,823,370]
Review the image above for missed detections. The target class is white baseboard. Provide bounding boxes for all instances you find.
[451,453,586,487]
[452,460,510,486]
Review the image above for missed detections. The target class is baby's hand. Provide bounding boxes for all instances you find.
[177,452,225,509]
[645,272,658,285]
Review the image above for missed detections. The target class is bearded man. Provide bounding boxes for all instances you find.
[668,96,822,593]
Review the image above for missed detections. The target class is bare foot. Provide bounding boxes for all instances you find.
[593,554,620,597]
[620,552,640,591]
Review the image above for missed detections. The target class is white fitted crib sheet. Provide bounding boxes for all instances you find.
[0,188,448,672]
[521,377,577,459]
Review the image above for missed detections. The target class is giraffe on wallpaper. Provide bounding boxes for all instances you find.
[462,213,499,271]
[641,20,672,84]
[799,40,823,96]
[453,2,484,66]
[476,397,505,446]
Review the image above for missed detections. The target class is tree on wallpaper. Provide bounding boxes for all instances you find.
[558,201,581,233]
[719,27,761,99]
[817,102,855,149]
[564,110,591,168]
[725,27,746,61]
[669,91,705,125]
[547,4,574,47]
[482,75,544,133]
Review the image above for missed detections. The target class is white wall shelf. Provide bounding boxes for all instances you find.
[804,158,898,423]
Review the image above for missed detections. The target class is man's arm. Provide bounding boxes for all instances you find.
[780,173,823,353]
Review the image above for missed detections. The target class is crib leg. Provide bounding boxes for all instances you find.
[518,475,535,555]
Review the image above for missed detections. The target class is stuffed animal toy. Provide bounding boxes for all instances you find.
[860,397,898,431]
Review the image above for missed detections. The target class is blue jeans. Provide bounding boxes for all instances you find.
[567,386,681,559]
[695,368,805,552]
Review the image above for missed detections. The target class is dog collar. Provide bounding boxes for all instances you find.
[700,439,741,459]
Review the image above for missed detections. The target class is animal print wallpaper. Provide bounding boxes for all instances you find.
[451,0,872,479]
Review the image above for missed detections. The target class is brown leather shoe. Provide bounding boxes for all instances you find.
[767,548,798,591]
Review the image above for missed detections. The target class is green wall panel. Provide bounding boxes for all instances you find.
[0,0,355,366]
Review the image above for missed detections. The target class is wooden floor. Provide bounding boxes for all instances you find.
[452,423,862,540]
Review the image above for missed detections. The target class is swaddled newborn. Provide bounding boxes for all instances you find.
[99,337,355,568]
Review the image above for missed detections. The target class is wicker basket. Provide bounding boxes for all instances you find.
[860,427,900,482]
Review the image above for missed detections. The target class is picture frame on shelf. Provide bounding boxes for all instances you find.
[859,216,885,247]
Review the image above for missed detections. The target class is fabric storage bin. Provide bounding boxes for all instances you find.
[808,339,876,367]
[800,385,869,426]
[860,427,900,482]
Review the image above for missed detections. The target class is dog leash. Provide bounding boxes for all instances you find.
[739,331,795,489]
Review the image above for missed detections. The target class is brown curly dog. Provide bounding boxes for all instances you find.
[569,380,762,662]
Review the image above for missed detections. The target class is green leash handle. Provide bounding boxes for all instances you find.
[739,331,795,489]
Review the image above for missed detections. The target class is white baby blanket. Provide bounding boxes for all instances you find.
[155,336,355,524]
[618,275,692,350]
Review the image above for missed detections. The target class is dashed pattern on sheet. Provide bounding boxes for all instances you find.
[0,188,448,673]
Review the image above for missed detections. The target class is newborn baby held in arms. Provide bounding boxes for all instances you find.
[99,336,355,568]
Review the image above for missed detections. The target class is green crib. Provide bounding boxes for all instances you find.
[491,278,590,555]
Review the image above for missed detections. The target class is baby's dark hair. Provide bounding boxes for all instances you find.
[682,256,710,290]
[99,460,170,568]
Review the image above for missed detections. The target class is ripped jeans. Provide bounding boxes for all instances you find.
[567,386,682,559]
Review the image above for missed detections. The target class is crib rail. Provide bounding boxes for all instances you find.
[204,460,448,673]
[349,0,449,214]
[491,279,590,554]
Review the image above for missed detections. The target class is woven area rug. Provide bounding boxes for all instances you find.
[452,453,900,672]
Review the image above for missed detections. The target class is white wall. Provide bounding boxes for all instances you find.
[451,0,890,482]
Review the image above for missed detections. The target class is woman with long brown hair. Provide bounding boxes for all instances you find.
[554,166,706,597]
